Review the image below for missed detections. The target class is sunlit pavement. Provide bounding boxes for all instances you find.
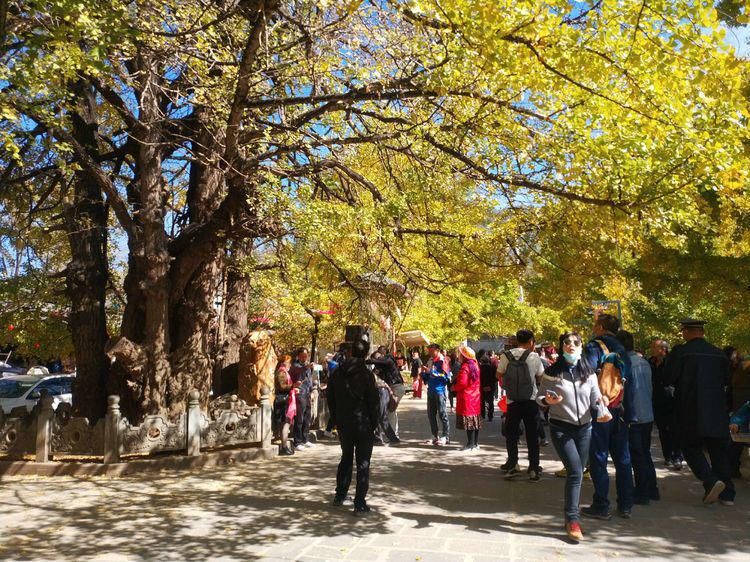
[0,396,747,561]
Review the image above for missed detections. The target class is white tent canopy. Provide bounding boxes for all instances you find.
[396,330,431,347]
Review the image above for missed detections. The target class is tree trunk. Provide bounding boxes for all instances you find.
[214,239,251,394]
[136,58,171,416]
[167,107,226,415]
[65,80,110,423]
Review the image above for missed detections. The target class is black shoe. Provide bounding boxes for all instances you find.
[617,509,632,519]
[279,446,294,456]
[504,467,523,480]
[500,461,516,472]
[581,506,611,520]
[331,495,350,507]
[352,504,371,516]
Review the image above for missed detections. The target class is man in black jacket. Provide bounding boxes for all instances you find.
[289,347,313,450]
[666,319,735,505]
[328,339,381,514]
[649,338,683,469]
[370,345,406,437]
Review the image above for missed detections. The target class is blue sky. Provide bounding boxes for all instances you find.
[722,23,750,58]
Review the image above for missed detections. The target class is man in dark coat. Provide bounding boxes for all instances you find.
[328,339,380,514]
[369,346,405,438]
[666,319,735,505]
[289,347,313,449]
[649,338,683,469]
[478,350,497,421]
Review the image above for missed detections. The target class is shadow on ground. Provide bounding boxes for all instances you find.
[0,398,747,561]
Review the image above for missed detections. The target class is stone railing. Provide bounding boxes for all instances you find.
[310,379,330,431]
[0,387,272,464]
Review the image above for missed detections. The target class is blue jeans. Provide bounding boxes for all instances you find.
[427,391,449,440]
[629,422,659,501]
[589,408,634,512]
[550,420,592,523]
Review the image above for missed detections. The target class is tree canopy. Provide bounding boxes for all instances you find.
[1,0,749,419]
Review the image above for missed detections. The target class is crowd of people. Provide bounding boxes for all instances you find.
[270,315,749,541]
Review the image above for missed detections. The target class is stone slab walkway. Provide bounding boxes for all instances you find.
[0,396,747,561]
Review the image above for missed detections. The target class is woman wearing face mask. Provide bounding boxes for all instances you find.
[537,332,611,542]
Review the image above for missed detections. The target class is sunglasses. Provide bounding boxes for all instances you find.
[562,339,582,347]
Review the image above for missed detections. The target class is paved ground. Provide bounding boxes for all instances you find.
[0,396,747,562]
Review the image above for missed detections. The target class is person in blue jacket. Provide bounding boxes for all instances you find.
[582,313,635,520]
[421,343,451,445]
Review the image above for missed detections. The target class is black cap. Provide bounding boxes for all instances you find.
[427,343,440,350]
[679,318,706,329]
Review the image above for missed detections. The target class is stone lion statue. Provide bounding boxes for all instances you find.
[238,329,277,407]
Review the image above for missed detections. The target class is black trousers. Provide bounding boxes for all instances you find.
[294,393,311,445]
[336,428,374,507]
[681,435,736,501]
[537,409,547,442]
[481,391,495,420]
[730,441,747,475]
[655,406,682,463]
[505,400,540,470]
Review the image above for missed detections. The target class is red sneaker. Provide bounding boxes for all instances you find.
[566,521,584,541]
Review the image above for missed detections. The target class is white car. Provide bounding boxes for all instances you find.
[0,374,75,415]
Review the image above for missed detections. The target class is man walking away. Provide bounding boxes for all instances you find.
[369,346,406,438]
[582,313,635,520]
[617,330,659,505]
[479,350,497,421]
[497,329,545,482]
[666,319,735,505]
[328,339,380,515]
[650,338,683,469]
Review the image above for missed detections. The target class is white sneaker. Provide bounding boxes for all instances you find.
[304,441,316,448]
[294,443,306,451]
[437,436,448,446]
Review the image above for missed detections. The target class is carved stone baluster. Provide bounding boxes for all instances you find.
[311,378,320,430]
[260,385,271,449]
[187,389,201,456]
[104,396,121,464]
[35,390,54,463]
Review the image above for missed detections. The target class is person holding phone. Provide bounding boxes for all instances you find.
[537,331,611,542]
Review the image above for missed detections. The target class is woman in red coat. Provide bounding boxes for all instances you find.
[452,345,482,450]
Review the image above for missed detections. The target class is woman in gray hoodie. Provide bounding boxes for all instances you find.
[537,331,610,542]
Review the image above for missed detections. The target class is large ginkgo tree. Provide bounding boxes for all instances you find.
[1,0,747,421]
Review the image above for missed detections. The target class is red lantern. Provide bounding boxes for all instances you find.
[7,324,14,331]
[34,342,40,350]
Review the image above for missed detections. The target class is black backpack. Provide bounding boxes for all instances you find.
[501,350,534,401]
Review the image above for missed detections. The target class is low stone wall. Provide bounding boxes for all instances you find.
[0,387,272,467]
